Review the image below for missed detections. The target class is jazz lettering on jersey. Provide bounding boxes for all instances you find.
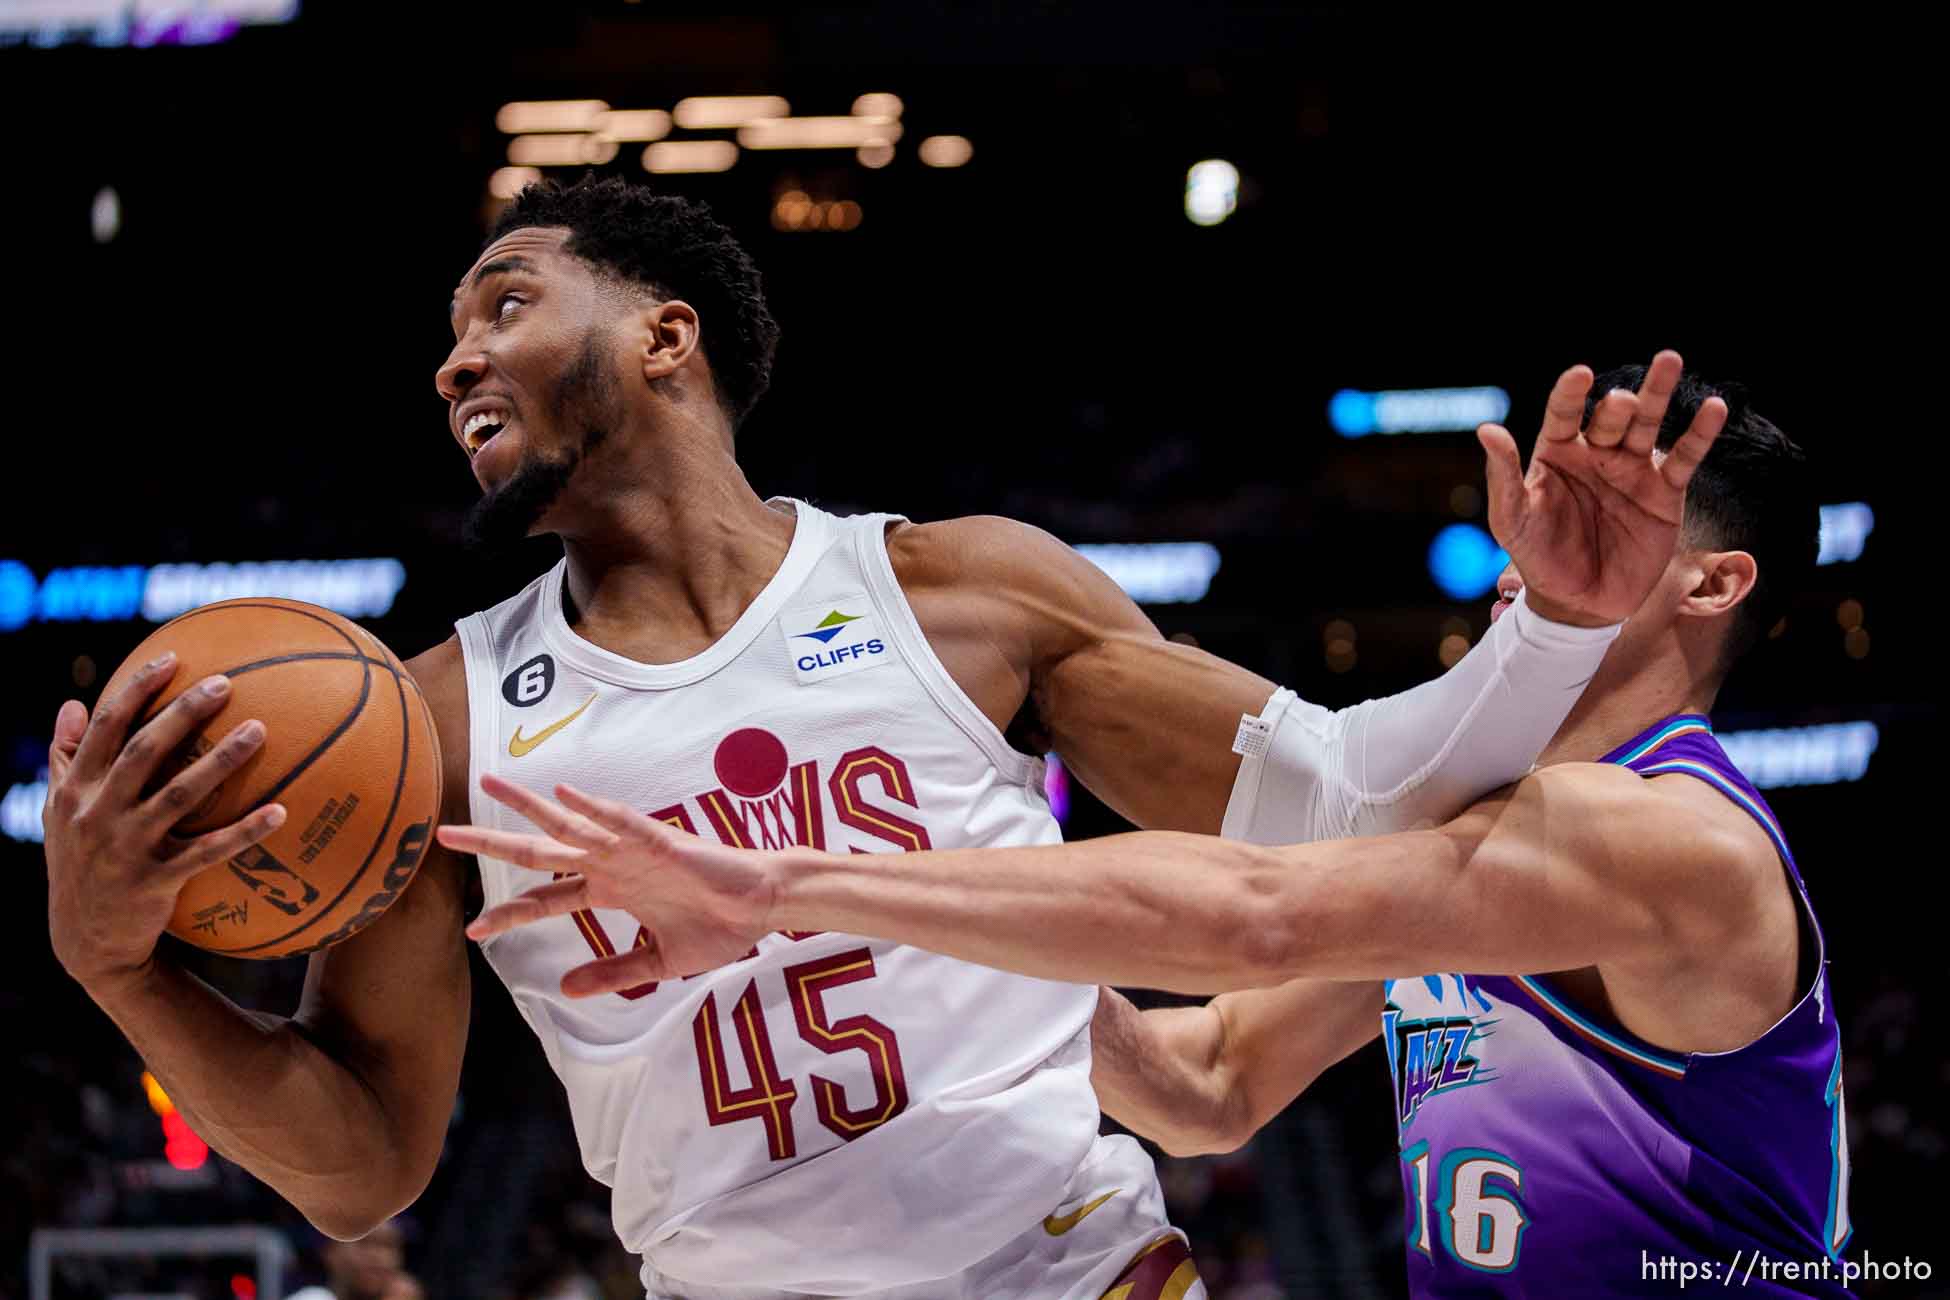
[1383,976,1499,1126]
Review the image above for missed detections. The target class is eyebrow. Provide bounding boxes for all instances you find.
[449,255,538,316]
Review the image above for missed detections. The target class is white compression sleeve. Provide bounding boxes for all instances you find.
[1221,589,1621,845]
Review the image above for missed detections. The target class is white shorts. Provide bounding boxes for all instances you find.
[641,1134,1205,1300]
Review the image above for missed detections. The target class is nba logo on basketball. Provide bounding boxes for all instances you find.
[779,597,893,684]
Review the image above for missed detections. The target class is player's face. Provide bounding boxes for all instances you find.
[439,227,630,544]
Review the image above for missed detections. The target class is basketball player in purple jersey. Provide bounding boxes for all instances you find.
[45,174,1718,1299]
[456,371,1841,1296]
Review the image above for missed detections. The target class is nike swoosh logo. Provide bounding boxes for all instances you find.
[1042,1189,1119,1236]
[508,692,596,758]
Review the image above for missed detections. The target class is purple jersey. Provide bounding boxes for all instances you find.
[1384,715,1852,1296]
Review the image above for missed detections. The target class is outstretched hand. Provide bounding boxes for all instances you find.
[437,774,781,996]
[1479,350,1726,627]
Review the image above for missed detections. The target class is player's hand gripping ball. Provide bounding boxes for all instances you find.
[94,598,442,958]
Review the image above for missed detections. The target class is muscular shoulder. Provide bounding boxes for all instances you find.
[404,637,471,825]
[885,515,1157,650]
[1469,762,1777,937]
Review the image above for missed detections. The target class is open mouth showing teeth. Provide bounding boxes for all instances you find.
[462,410,508,455]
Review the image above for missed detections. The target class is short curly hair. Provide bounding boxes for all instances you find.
[490,175,780,428]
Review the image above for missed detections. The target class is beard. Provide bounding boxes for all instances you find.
[462,328,621,550]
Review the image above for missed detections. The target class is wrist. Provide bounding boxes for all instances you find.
[1518,588,1621,630]
[75,953,166,1014]
[766,847,828,932]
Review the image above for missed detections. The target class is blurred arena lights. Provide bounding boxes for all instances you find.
[489,166,542,199]
[673,95,791,130]
[1,770,45,844]
[644,141,740,174]
[508,134,618,167]
[90,186,120,243]
[495,99,608,134]
[852,93,905,119]
[1184,159,1239,227]
[740,116,902,151]
[856,141,896,169]
[1330,386,1513,437]
[918,135,974,168]
[1,0,297,48]
[1717,722,1881,789]
[1817,502,1875,565]
[140,1072,209,1172]
[596,108,673,142]
[1072,543,1222,604]
[771,192,862,232]
[1426,523,1508,601]
[0,558,409,632]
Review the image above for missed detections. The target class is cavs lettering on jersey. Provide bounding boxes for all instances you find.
[455,503,1108,1296]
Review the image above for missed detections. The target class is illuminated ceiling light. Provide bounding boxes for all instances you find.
[507,134,618,166]
[1329,386,1513,438]
[852,92,904,119]
[489,166,542,199]
[1427,523,1508,600]
[831,200,863,230]
[1437,633,1471,668]
[1073,543,1221,604]
[91,186,120,243]
[773,189,813,230]
[496,99,609,134]
[643,140,739,174]
[917,134,973,167]
[1836,599,1864,630]
[1817,502,1875,565]
[673,95,790,129]
[857,141,895,168]
[598,108,672,142]
[740,116,903,150]
[1184,158,1239,226]
[1844,627,1871,659]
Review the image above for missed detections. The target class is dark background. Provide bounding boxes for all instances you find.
[2,3,1940,1297]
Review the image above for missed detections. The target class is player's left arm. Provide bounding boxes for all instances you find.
[444,760,1766,995]
[887,512,1274,834]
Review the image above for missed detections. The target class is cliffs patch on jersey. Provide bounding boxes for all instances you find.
[780,597,892,684]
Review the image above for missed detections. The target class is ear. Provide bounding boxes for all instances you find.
[1677,549,1758,621]
[638,300,701,384]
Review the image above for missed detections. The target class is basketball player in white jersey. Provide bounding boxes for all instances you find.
[42,176,1716,1299]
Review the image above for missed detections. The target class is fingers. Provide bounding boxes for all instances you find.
[561,945,672,999]
[555,784,662,841]
[1622,349,1683,456]
[140,719,266,833]
[48,699,89,776]
[1583,387,1640,449]
[1539,365,1595,443]
[1659,395,1728,493]
[158,803,287,883]
[1477,423,1526,542]
[465,878,595,941]
[71,653,177,782]
[435,823,589,874]
[102,675,237,808]
[479,772,617,851]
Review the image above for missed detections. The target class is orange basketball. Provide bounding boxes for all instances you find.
[96,598,442,959]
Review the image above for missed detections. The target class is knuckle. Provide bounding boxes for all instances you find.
[158,782,194,812]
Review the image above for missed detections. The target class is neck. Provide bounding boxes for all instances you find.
[1535,637,1719,768]
[552,415,797,663]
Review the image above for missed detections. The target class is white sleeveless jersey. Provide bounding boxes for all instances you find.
[455,503,1104,1295]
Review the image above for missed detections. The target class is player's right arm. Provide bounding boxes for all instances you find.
[1089,980,1381,1155]
[42,641,474,1240]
